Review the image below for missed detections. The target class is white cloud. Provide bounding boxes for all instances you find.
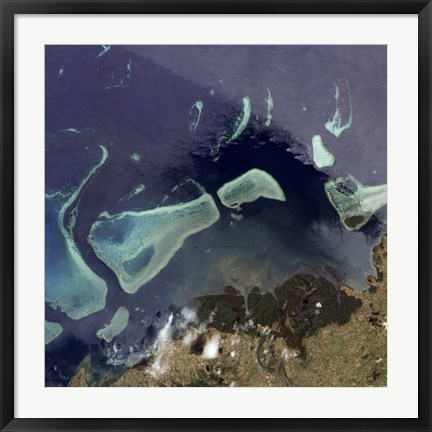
[202,333,221,360]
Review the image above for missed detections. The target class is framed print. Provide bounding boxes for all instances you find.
[1,1,431,431]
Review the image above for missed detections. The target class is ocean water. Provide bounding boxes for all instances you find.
[45,45,386,386]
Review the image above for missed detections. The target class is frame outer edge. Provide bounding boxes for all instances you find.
[2,1,431,431]
[0,0,429,14]
[0,1,15,431]
[418,2,432,431]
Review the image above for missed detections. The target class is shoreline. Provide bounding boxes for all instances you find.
[70,234,387,388]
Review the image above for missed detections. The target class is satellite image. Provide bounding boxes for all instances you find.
[45,45,387,387]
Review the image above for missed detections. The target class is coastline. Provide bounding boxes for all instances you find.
[70,234,387,388]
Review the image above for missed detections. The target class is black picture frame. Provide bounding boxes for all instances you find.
[1,1,431,431]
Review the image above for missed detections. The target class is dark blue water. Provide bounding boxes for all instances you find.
[45,45,386,386]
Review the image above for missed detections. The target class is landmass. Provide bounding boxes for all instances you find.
[70,234,386,387]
